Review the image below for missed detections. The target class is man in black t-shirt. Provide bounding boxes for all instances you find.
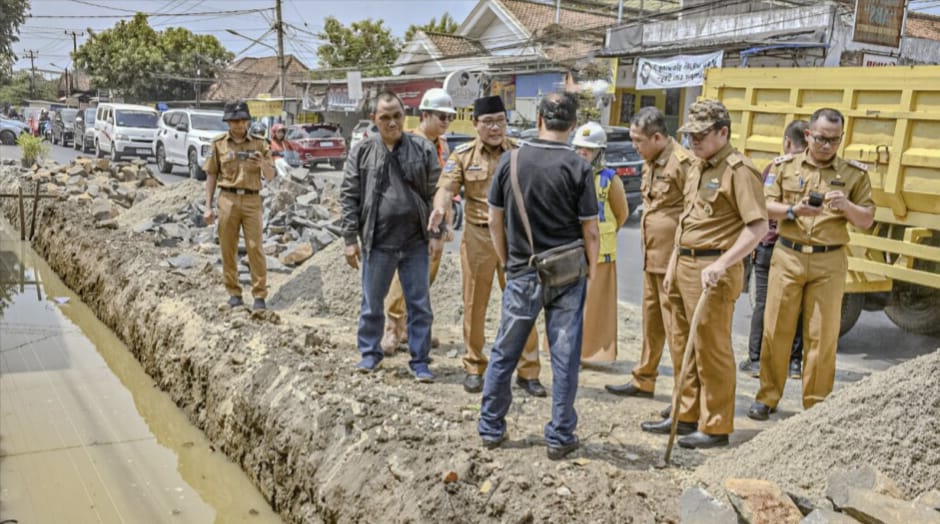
[478,92,600,461]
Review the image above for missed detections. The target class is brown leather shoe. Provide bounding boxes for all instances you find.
[516,377,547,398]
[677,431,729,449]
[604,382,654,398]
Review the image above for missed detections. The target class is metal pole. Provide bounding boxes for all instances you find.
[555,0,561,24]
[276,0,286,100]
[18,187,26,241]
[618,0,623,23]
[30,182,41,240]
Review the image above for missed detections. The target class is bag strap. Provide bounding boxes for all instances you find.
[509,149,536,262]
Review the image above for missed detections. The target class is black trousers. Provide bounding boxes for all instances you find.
[748,243,803,363]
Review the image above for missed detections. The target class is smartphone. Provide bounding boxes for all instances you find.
[808,191,824,207]
[236,151,250,161]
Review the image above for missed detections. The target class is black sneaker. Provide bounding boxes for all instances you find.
[252,298,267,311]
[228,296,244,308]
[738,359,760,377]
[482,434,507,450]
[547,438,579,460]
[789,360,802,379]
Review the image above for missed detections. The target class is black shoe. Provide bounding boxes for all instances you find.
[747,401,776,421]
[640,418,696,435]
[252,298,266,311]
[516,377,547,398]
[677,431,729,449]
[482,434,506,450]
[228,295,244,308]
[739,359,760,377]
[604,383,654,398]
[463,374,483,393]
[789,360,802,379]
[660,406,671,419]
[547,438,579,460]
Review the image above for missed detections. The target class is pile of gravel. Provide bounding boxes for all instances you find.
[695,349,940,499]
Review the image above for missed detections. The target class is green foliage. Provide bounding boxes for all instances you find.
[314,17,401,79]
[404,13,459,42]
[0,0,30,78]
[72,13,232,102]
[0,71,58,103]
[578,91,600,125]
[17,132,49,166]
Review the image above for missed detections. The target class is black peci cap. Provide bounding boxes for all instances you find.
[473,95,506,118]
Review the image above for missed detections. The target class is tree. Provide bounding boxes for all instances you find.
[0,0,30,80]
[72,13,232,102]
[0,71,57,103]
[315,17,401,78]
[404,13,459,42]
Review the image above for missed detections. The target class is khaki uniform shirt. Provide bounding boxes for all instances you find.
[438,137,515,227]
[765,153,874,246]
[641,137,693,273]
[203,132,271,191]
[678,143,767,250]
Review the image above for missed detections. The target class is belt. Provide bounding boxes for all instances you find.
[469,222,488,228]
[678,247,724,258]
[220,187,259,195]
[778,237,843,254]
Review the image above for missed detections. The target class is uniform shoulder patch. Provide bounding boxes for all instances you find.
[772,153,793,165]
[726,152,745,168]
[846,159,868,171]
[727,152,760,177]
[211,133,228,142]
[673,147,691,164]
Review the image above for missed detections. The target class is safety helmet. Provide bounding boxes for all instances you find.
[271,123,285,135]
[419,88,457,115]
[250,121,267,136]
[572,122,607,149]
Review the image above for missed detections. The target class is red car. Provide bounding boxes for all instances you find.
[286,124,347,170]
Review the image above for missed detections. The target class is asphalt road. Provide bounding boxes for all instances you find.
[4,142,938,376]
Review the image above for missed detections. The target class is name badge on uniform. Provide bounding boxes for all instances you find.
[831,179,846,187]
[467,165,483,171]
[705,180,720,190]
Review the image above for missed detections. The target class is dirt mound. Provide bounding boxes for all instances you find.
[116,178,203,227]
[694,349,940,499]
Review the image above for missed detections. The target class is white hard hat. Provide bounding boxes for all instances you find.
[572,122,607,149]
[419,88,457,114]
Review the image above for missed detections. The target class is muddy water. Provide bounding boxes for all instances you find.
[0,222,282,523]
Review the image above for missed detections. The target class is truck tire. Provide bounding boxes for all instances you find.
[840,292,864,337]
[884,283,940,335]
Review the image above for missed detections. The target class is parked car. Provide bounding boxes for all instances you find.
[94,102,159,161]
[51,108,79,147]
[73,108,97,153]
[443,132,474,152]
[286,124,347,169]
[153,109,227,180]
[349,119,378,150]
[0,117,30,145]
[601,127,644,213]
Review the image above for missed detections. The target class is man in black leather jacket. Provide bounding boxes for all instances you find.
[341,90,442,381]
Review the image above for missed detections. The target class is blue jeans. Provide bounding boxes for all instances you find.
[478,272,587,447]
[358,242,432,369]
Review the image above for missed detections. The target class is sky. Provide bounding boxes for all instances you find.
[11,0,478,76]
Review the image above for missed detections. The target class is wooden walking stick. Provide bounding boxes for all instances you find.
[663,286,710,466]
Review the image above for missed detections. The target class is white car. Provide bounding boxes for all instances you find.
[94,103,159,161]
[349,119,378,151]
[153,109,227,180]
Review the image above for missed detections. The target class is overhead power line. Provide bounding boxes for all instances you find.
[29,8,271,19]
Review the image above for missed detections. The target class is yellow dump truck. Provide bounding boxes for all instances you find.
[702,66,940,335]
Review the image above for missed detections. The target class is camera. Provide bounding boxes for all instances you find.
[236,151,253,161]
[808,191,825,207]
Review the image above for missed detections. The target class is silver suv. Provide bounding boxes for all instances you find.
[153,109,227,180]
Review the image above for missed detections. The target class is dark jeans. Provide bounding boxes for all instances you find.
[357,242,432,369]
[478,272,587,447]
[748,243,803,363]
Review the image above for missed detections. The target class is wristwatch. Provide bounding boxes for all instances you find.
[786,205,796,221]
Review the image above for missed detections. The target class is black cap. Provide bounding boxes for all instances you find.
[223,101,251,121]
[473,95,506,118]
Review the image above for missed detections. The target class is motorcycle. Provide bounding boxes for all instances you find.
[40,120,53,142]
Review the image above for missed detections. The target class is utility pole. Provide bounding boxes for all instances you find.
[25,50,38,99]
[275,0,286,100]
[64,30,84,54]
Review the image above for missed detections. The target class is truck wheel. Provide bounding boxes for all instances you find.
[884,283,940,335]
[156,143,173,174]
[839,293,864,337]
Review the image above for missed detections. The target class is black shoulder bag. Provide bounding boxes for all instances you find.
[509,149,587,288]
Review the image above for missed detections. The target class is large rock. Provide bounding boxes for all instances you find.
[915,489,940,511]
[278,242,313,266]
[680,487,738,524]
[828,466,904,500]
[827,485,940,524]
[311,228,336,250]
[67,164,85,177]
[95,158,110,171]
[167,254,197,269]
[91,198,116,221]
[800,509,861,524]
[725,478,803,524]
[265,255,291,274]
[296,191,319,207]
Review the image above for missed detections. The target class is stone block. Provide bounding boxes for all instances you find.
[67,164,85,177]
[266,255,292,274]
[828,466,904,500]
[278,242,314,266]
[296,191,319,207]
[91,199,114,221]
[312,228,336,250]
[680,487,738,524]
[167,254,197,269]
[725,478,803,524]
[800,509,861,524]
[95,158,110,171]
[827,485,940,524]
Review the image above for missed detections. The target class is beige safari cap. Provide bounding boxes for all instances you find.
[678,99,730,134]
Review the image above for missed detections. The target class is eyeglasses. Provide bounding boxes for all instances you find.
[687,126,716,142]
[432,112,455,122]
[810,134,843,147]
[478,117,507,128]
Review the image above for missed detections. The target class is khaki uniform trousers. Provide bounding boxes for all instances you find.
[669,256,742,435]
[581,261,618,362]
[756,246,847,410]
[218,191,266,299]
[631,271,676,392]
[462,223,540,379]
[385,254,443,339]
